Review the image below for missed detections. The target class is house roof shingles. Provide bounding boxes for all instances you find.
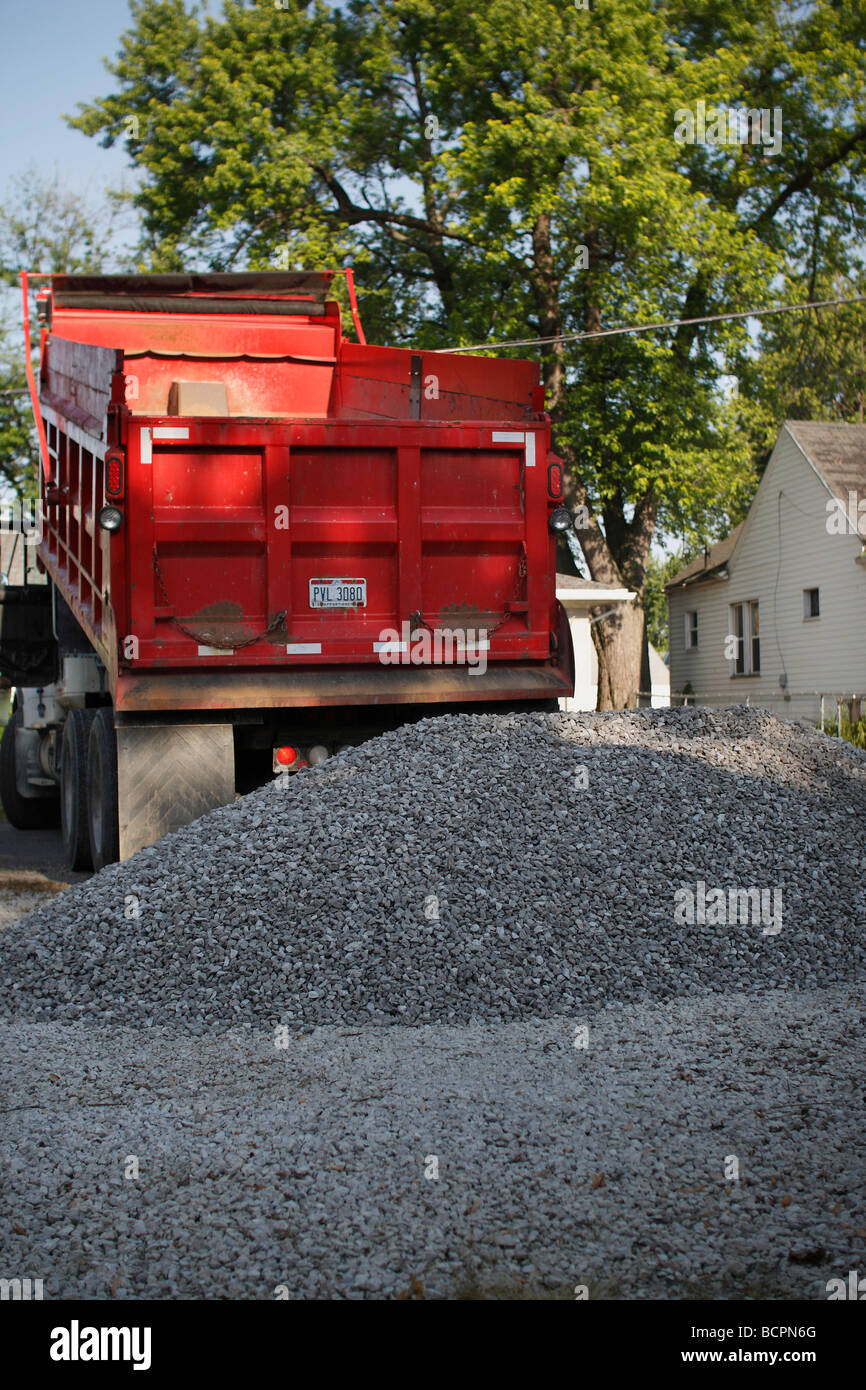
[784,420,866,501]
[664,523,743,592]
[555,574,628,592]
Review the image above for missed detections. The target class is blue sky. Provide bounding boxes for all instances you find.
[0,0,135,196]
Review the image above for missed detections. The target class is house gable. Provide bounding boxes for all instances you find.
[667,423,866,712]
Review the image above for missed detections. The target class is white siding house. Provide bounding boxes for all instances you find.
[666,421,866,722]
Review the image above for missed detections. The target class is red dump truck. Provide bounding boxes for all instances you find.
[0,271,574,869]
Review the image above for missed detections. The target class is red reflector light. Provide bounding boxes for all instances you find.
[276,745,298,766]
[547,461,563,499]
[105,449,125,498]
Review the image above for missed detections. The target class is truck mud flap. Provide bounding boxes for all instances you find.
[116,723,234,861]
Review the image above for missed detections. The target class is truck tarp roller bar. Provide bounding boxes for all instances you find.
[51,271,337,300]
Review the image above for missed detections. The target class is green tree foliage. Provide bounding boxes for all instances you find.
[742,266,866,469]
[0,329,36,498]
[68,0,866,704]
[0,170,124,495]
[643,551,696,656]
[0,168,118,287]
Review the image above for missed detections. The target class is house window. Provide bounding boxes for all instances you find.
[730,600,760,674]
[803,587,820,620]
[684,610,698,649]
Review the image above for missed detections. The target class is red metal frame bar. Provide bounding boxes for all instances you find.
[20,271,54,483]
[343,267,366,345]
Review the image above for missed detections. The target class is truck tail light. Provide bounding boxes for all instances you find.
[105,448,125,499]
[547,459,563,500]
[275,745,298,767]
[307,745,329,765]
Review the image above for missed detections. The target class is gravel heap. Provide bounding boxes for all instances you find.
[1,706,864,1030]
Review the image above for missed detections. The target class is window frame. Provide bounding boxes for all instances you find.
[729,600,760,676]
[803,587,820,621]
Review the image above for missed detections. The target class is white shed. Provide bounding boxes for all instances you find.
[556,575,635,710]
[648,643,671,709]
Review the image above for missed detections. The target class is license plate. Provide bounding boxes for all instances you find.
[309,578,367,608]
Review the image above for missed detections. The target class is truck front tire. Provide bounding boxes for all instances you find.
[87,708,119,870]
[61,709,96,870]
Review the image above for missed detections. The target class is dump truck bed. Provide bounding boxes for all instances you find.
[31,272,572,711]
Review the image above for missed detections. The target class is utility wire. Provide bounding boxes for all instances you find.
[444,292,866,353]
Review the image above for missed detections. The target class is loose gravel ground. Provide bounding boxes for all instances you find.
[1,992,863,1300]
[1,706,864,1298]
[0,870,69,931]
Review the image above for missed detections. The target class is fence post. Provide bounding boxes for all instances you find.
[820,695,825,733]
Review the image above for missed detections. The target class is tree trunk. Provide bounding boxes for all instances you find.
[529,210,656,709]
[592,598,646,710]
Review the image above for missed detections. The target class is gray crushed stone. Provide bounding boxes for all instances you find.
[1,706,865,1029]
[1,706,864,1299]
[1,991,863,1299]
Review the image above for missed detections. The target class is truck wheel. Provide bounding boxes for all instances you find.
[61,709,96,870]
[0,708,61,829]
[87,708,119,871]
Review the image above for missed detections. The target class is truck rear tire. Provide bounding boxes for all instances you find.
[0,709,61,829]
[87,708,119,871]
[61,709,96,870]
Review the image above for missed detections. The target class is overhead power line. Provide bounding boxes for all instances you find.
[444,292,866,354]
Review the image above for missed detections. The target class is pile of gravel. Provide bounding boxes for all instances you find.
[1,706,864,1030]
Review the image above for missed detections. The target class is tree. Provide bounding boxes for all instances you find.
[69,0,866,704]
[742,265,866,468]
[0,169,126,495]
[0,167,121,287]
[643,551,697,656]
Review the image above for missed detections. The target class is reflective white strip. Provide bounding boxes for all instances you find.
[140,427,152,464]
[198,644,232,656]
[456,640,491,651]
[374,641,408,653]
[286,643,322,655]
[153,426,190,440]
[492,429,535,465]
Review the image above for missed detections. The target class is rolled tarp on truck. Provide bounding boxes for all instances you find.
[0,270,574,869]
